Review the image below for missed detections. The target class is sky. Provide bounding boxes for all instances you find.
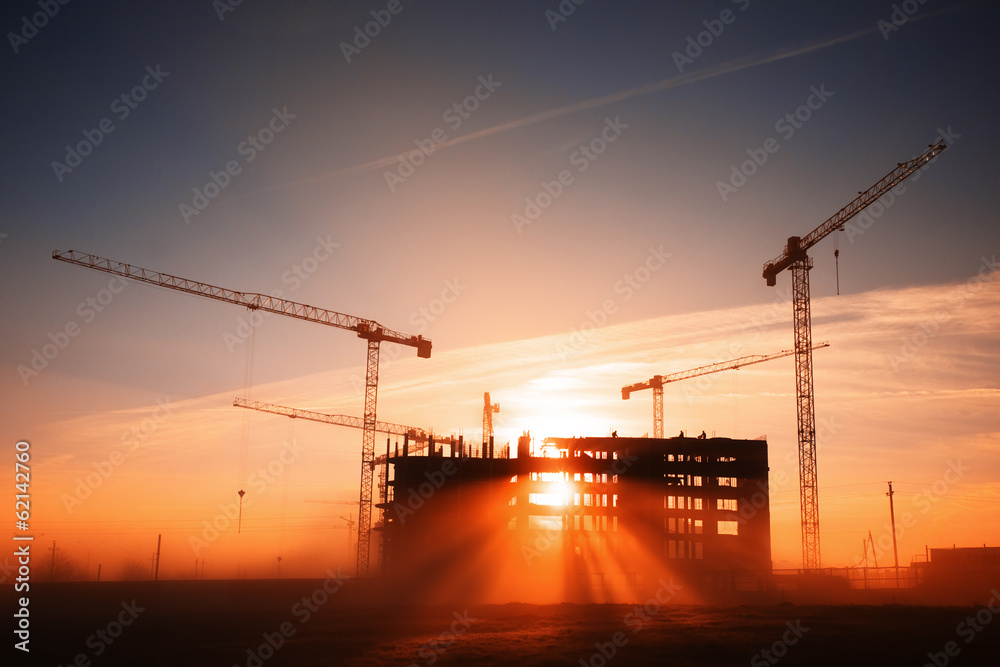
[1,0,998,580]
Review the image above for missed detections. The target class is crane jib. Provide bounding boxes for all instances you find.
[51,249,431,358]
[762,143,946,285]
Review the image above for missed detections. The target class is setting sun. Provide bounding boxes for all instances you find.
[530,471,573,507]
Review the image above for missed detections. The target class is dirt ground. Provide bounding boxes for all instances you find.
[9,579,1000,666]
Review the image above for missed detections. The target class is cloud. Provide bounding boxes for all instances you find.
[264,24,886,193]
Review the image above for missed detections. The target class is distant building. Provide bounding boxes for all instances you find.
[904,545,1000,604]
[914,545,1000,588]
[378,433,771,601]
[926,546,1000,571]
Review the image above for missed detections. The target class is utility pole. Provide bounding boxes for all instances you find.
[887,481,899,586]
[862,537,869,589]
[154,534,162,581]
[49,541,56,580]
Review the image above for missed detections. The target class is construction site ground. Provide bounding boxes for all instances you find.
[13,579,1000,666]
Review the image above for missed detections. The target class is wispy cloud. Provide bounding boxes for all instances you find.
[265,24,888,192]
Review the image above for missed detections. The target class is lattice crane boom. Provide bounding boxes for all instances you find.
[52,250,432,578]
[51,250,431,354]
[761,143,947,570]
[622,343,828,438]
[762,144,947,285]
[234,398,428,442]
[233,397,446,463]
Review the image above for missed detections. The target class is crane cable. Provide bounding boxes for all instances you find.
[279,418,293,533]
[834,229,841,296]
[733,369,739,439]
[237,315,257,533]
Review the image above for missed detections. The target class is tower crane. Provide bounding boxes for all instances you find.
[483,392,500,448]
[621,343,829,438]
[52,250,431,577]
[234,397,450,569]
[761,143,947,569]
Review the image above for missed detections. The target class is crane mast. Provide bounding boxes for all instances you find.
[622,344,828,438]
[234,396,446,572]
[762,143,946,570]
[483,392,499,448]
[52,250,431,577]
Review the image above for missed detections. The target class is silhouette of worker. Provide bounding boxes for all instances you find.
[612,430,618,438]
[698,431,706,439]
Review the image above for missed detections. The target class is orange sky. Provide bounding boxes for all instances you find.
[9,270,999,579]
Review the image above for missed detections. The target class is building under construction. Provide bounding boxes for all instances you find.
[378,433,771,602]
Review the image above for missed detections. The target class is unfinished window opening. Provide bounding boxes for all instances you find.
[718,520,739,536]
